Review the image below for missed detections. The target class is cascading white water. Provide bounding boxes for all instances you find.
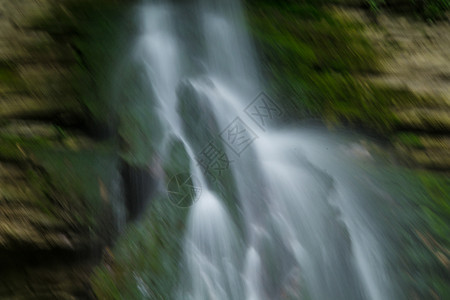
[134,0,396,299]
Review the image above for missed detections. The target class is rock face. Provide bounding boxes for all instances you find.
[0,0,124,298]
[369,14,450,171]
[337,8,450,171]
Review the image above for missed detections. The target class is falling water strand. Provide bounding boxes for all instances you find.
[134,0,396,299]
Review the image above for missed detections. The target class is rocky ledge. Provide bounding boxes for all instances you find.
[350,8,450,170]
[0,0,124,298]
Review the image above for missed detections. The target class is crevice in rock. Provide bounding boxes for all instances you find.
[121,161,157,222]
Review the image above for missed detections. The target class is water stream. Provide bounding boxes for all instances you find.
[131,0,398,299]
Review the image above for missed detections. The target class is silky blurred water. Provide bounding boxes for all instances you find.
[133,0,399,299]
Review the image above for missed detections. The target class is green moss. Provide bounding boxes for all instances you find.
[91,268,122,300]
[411,172,450,298]
[25,167,59,218]
[0,64,25,89]
[248,1,442,135]
[278,0,450,21]
[116,61,164,167]
[422,0,450,21]
[418,173,450,225]
[306,73,401,131]
[0,66,17,85]
[249,3,386,128]
[11,0,132,239]
[30,0,133,124]
[32,145,121,234]
[395,133,424,148]
[359,164,450,298]
[0,135,51,161]
[0,131,121,238]
[92,196,187,300]
[383,0,450,21]
[0,133,119,225]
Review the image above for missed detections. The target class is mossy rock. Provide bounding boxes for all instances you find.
[91,195,188,300]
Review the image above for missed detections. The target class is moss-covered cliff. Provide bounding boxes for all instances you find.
[246,0,449,171]
[0,0,134,298]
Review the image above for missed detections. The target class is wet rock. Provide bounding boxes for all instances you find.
[341,142,374,160]
[0,95,81,119]
[0,121,60,139]
[176,77,223,150]
[0,0,125,297]
[121,162,156,221]
[394,108,450,132]
[393,134,450,170]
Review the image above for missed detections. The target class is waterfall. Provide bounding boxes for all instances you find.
[132,0,396,299]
